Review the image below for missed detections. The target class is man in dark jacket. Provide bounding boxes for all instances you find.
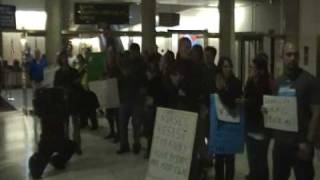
[117,43,147,154]
[271,42,320,180]
[54,51,82,155]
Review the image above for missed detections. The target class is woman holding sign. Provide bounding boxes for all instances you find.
[214,57,242,180]
[244,54,273,180]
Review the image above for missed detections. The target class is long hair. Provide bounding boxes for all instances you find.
[253,53,270,79]
[217,56,233,73]
[177,37,192,60]
[191,44,204,63]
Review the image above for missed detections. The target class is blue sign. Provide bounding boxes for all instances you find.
[208,94,245,154]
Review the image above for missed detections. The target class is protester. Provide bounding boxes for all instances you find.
[270,41,320,180]
[66,42,78,68]
[53,51,82,155]
[104,47,122,142]
[143,52,164,158]
[75,54,99,130]
[117,43,147,154]
[244,53,273,180]
[159,50,175,76]
[214,57,242,180]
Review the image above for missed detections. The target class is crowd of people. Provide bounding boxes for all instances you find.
[0,58,23,91]
[29,38,320,180]
[0,47,48,94]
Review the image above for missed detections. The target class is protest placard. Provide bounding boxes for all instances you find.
[89,78,120,109]
[42,66,58,88]
[87,52,106,81]
[208,94,245,154]
[105,78,120,108]
[146,107,198,180]
[263,95,298,132]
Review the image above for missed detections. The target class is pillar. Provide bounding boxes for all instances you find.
[0,0,3,58]
[282,0,300,46]
[298,0,320,75]
[219,0,235,58]
[45,0,63,65]
[141,0,156,53]
[0,33,2,58]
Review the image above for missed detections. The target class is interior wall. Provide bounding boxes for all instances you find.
[254,2,281,33]
[299,0,320,75]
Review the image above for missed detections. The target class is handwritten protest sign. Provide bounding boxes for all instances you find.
[263,95,298,132]
[89,78,120,109]
[105,78,120,108]
[42,66,58,88]
[208,94,245,154]
[146,107,198,180]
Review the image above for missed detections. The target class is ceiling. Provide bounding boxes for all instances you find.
[67,0,278,31]
[70,0,275,7]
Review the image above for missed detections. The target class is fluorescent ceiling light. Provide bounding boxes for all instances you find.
[16,11,47,30]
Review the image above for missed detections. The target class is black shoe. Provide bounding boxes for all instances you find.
[50,154,66,170]
[113,137,119,143]
[80,123,88,129]
[91,126,98,130]
[144,152,150,159]
[76,149,82,155]
[245,174,251,180]
[117,147,130,154]
[30,173,42,179]
[104,133,115,139]
[133,143,141,155]
[75,144,82,155]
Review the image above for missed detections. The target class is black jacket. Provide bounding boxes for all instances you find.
[217,75,243,110]
[244,76,273,134]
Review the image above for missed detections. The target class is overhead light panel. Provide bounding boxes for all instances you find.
[16,10,47,30]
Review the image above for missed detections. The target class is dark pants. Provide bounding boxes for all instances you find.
[119,103,144,149]
[143,106,156,153]
[215,154,235,180]
[246,135,270,180]
[273,141,314,180]
[80,109,98,128]
[29,139,76,178]
[65,115,81,149]
[106,108,119,135]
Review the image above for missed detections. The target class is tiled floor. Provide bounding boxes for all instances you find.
[0,89,319,180]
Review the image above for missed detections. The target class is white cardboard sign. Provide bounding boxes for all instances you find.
[263,95,298,132]
[146,107,198,180]
[89,78,120,109]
